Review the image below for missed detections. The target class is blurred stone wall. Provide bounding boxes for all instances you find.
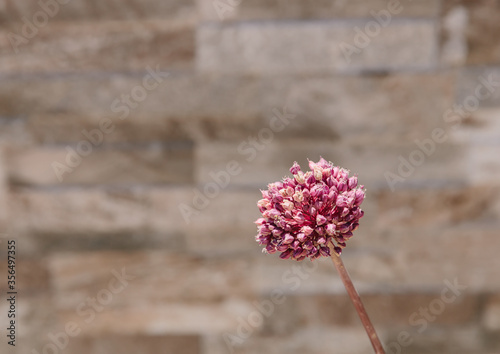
[0,0,500,353]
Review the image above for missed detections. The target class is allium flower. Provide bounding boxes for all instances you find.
[255,158,365,260]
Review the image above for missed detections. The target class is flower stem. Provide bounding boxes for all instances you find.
[329,249,386,354]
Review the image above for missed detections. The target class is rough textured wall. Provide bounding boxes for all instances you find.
[0,0,500,353]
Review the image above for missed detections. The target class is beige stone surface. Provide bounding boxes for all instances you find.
[205,327,375,354]
[5,143,194,185]
[196,139,467,190]
[0,19,195,74]
[184,189,262,255]
[466,145,500,186]
[261,73,455,144]
[197,21,438,75]
[374,186,500,229]
[443,0,500,65]
[48,251,256,309]
[449,108,500,144]
[63,334,201,354]
[0,74,263,133]
[8,187,192,238]
[199,0,440,21]
[0,1,499,353]
[0,0,197,22]
[483,295,500,331]
[456,68,500,108]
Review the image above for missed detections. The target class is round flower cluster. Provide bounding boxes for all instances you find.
[255,158,365,260]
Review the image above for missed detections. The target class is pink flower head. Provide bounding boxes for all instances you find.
[255,158,365,260]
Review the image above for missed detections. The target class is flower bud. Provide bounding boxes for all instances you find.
[290,162,301,175]
[314,167,323,181]
[332,166,339,178]
[316,214,327,225]
[294,171,305,184]
[260,225,271,235]
[272,228,282,237]
[297,233,307,242]
[336,196,348,208]
[343,231,353,240]
[305,172,316,185]
[293,248,303,258]
[348,176,358,189]
[277,244,289,252]
[254,218,266,225]
[293,190,304,202]
[319,247,330,257]
[266,243,276,253]
[283,234,294,244]
[269,209,281,218]
[354,189,365,206]
[279,249,293,259]
[339,224,351,232]
[301,226,314,236]
[304,240,314,250]
[317,157,329,167]
[257,199,269,209]
[326,223,336,235]
[293,212,305,223]
[282,200,294,211]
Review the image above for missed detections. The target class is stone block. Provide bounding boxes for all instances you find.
[261,73,455,145]
[8,187,192,242]
[199,0,439,21]
[456,68,500,108]
[443,0,500,65]
[196,139,467,191]
[0,0,197,22]
[5,143,194,185]
[483,294,500,331]
[48,251,256,309]
[465,145,500,186]
[182,189,262,255]
[0,19,195,73]
[63,334,201,354]
[197,20,437,75]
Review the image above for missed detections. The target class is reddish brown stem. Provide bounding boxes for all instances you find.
[330,249,385,354]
